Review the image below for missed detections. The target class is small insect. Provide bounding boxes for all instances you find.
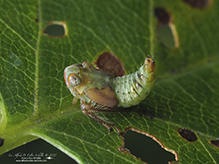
[64,57,156,133]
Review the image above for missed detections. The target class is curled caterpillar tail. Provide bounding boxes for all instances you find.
[109,57,156,108]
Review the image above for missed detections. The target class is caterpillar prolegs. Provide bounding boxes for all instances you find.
[64,57,155,133]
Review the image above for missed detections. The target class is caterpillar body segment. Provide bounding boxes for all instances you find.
[109,57,155,108]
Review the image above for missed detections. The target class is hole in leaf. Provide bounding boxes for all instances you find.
[119,128,177,163]
[156,24,179,49]
[182,0,213,9]
[94,52,125,77]
[210,140,219,149]
[177,128,197,142]
[43,22,67,38]
[154,7,179,49]
[0,138,4,147]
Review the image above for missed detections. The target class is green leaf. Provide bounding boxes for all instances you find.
[0,0,219,164]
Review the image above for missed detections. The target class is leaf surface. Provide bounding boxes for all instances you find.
[0,0,219,163]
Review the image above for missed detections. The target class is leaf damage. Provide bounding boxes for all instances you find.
[119,127,178,164]
[94,52,125,77]
[42,21,67,38]
[210,140,219,149]
[182,0,213,9]
[154,7,179,49]
[177,128,198,142]
[35,18,39,23]
[0,138,4,147]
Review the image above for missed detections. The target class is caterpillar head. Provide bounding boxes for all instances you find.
[64,64,83,88]
[144,57,156,73]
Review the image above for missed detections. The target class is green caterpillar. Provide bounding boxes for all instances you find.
[64,57,155,133]
[109,57,155,108]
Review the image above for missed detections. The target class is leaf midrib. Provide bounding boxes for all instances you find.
[34,0,42,115]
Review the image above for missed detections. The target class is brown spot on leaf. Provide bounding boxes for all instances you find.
[182,0,213,9]
[210,120,214,123]
[154,7,172,26]
[35,18,39,23]
[154,7,179,49]
[94,52,125,77]
[42,22,67,38]
[119,127,178,164]
[210,140,219,149]
[0,138,4,147]
[178,128,197,142]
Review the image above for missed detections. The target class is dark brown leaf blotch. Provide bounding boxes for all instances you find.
[154,7,179,49]
[0,138,5,147]
[178,128,197,142]
[94,52,125,77]
[182,0,213,9]
[154,7,172,26]
[210,140,219,149]
[35,18,39,23]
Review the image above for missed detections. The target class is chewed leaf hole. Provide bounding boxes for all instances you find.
[0,138,5,147]
[182,0,213,9]
[120,129,177,164]
[178,128,197,142]
[210,140,219,149]
[157,24,179,49]
[94,52,125,77]
[154,7,179,49]
[43,22,67,38]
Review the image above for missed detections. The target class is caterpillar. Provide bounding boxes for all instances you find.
[64,57,155,133]
[109,57,155,108]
